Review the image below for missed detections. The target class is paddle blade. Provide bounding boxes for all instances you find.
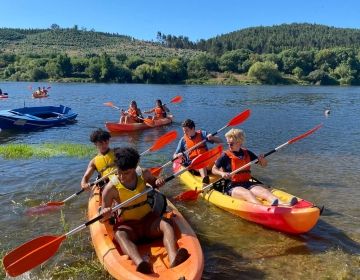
[144,118,155,127]
[188,145,223,170]
[170,95,183,103]
[3,235,65,277]
[25,203,62,216]
[149,166,162,177]
[227,109,251,126]
[288,124,323,144]
[104,101,114,107]
[149,130,178,152]
[174,189,201,201]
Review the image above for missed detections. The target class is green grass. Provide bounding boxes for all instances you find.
[0,143,96,159]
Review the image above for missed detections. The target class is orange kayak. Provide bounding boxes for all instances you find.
[105,115,173,132]
[88,187,204,280]
[173,161,321,234]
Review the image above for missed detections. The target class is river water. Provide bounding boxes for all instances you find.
[0,82,359,279]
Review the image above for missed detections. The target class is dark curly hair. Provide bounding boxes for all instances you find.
[90,129,111,143]
[114,147,140,170]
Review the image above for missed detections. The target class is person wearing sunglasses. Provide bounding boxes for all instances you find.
[212,128,297,206]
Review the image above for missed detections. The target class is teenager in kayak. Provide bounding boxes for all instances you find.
[144,99,169,120]
[100,147,189,274]
[81,129,116,190]
[120,100,144,124]
[212,128,298,206]
[173,119,222,184]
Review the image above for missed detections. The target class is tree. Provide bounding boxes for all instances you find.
[248,61,282,84]
[50,24,60,30]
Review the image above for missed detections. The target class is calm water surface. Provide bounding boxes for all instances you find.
[0,82,359,279]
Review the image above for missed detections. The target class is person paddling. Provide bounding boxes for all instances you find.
[100,147,189,274]
[81,129,116,190]
[144,99,169,120]
[120,100,144,124]
[212,128,298,206]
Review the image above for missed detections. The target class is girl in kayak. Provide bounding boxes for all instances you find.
[120,100,144,124]
[144,99,169,120]
[212,128,298,206]
[100,147,189,274]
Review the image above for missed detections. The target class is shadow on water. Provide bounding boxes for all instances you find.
[200,237,266,280]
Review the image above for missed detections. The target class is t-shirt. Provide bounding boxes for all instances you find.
[214,149,258,172]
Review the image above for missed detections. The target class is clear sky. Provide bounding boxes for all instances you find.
[1,0,360,41]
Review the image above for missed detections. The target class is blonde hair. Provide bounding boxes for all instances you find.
[225,128,245,144]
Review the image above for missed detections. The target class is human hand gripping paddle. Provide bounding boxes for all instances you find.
[3,145,222,277]
[25,130,178,215]
[175,124,323,202]
[149,109,251,176]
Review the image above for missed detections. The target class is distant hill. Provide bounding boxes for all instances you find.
[0,27,200,59]
[161,23,360,54]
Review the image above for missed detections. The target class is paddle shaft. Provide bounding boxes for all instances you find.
[202,124,322,192]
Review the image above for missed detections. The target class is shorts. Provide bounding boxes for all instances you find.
[224,181,257,196]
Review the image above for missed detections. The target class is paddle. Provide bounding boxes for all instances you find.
[151,109,251,175]
[165,95,182,106]
[25,130,178,214]
[104,101,155,127]
[3,146,222,277]
[175,124,323,201]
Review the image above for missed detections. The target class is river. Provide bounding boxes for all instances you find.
[0,82,359,279]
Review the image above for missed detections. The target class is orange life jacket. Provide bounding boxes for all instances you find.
[154,106,166,119]
[225,149,251,183]
[128,107,141,122]
[184,130,208,160]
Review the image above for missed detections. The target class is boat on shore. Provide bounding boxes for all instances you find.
[173,161,321,234]
[88,186,204,280]
[0,105,77,130]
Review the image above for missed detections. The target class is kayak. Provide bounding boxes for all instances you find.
[173,161,321,234]
[88,186,204,280]
[0,94,9,99]
[32,92,49,98]
[105,115,173,133]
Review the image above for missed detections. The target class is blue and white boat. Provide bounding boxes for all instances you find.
[0,105,77,130]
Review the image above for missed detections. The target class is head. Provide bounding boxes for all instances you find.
[90,129,111,154]
[181,119,196,137]
[225,128,245,151]
[114,147,140,183]
[130,100,137,108]
[156,99,163,106]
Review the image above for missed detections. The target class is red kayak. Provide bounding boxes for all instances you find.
[106,115,173,132]
[0,93,9,99]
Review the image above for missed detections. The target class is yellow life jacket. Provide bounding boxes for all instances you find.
[110,174,152,221]
[93,149,116,177]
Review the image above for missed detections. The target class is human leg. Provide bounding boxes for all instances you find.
[250,185,280,205]
[230,186,262,204]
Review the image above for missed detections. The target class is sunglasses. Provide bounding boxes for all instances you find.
[227,142,236,147]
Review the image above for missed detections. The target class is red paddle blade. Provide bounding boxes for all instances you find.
[149,130,178,152]
[174,189,201,201]
[149,166,162,177]
[288,124,323,144]
[170,95,182,103]
[188,145,223,170]
[104,101,114,107]
[144,118,155,127]
[228,109,251,126]
[25,203,62,216]
[3,235,66,277]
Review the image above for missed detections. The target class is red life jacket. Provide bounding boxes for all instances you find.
[154,107,166,118]
[184,130,207,160]
[225,149,251,183]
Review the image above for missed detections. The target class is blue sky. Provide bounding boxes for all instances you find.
[1,0,360,41]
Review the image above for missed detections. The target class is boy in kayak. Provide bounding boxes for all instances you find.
[173,119,222,184]
[212,128,297,206]
[144,99,169,120]
[120,100,144,124]
[81,129,116,190]
[100,147,189,274]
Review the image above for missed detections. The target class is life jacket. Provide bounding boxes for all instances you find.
[128,107,141,122]
[184,130,208,160]
[110,175,167,221]
[93,149,116,177]
[225,149,251,183]
[154,106,166,118]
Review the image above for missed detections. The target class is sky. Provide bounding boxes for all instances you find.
[1,0,360,41]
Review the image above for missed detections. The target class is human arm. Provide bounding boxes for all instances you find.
[80,159,96,190]
[99,182,119,222]
[142,168,165,188]
[248,150,267,167]
[211,154,231,179]
[143,108,155,114]
[173,138,187,161]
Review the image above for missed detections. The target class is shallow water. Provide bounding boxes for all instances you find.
[0,82,359,279]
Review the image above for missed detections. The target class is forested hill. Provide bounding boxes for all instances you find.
[161,23,360,55]
[0,27,198,59]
